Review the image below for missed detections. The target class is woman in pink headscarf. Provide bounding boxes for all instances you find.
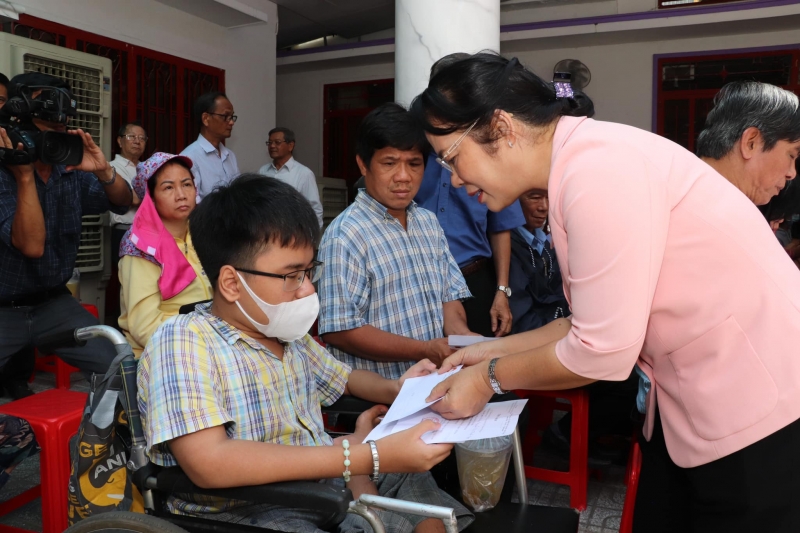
[118,152,212,357]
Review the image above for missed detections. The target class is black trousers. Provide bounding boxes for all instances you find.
[461,260,497,338]
[634,410,800,533]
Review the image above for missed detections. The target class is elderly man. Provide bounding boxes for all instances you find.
[181,91,239,201]
[110,122,147,265]
[258,127,323,227]
[696,81,799,204]
[318,102,475,380]
[0,72,132,386]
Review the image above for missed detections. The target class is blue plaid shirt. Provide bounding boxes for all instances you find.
[318,191,472,379]
[0,164,127,300]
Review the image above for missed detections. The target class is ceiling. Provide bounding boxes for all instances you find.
[272,0,395,49]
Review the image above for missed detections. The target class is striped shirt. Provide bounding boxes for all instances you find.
[137,303,351,514]
[317,191,471,379]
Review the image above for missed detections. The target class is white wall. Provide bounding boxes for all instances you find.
[277,17,800,176]
[276,57,394,177]
[14,0,278,173]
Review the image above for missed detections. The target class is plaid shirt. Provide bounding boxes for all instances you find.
[318,191,471,379]
[0,164,127,300]
[137,303,351,514]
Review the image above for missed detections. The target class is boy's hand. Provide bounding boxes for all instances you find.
[423,338,456,367]
[353,404,388,442]
[347,475,379,500]
[378,419,453,473]
[397,358,437,391]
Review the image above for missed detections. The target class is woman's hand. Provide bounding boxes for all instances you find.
[426,360,494,419]
[438,340,506,373]
[376,419,453,473]
[353,404,389,442]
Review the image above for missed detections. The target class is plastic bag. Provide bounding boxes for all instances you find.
[455,436,513,512]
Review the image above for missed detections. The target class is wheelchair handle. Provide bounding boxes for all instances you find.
[38,325,129,353]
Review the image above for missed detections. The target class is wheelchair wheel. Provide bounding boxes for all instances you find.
[64,512,190,533]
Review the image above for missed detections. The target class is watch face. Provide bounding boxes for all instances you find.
[499,286,511,297]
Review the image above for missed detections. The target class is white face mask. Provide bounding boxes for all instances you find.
[235,273,319,342]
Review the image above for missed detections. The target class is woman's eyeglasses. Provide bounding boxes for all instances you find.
[435,118,479,173]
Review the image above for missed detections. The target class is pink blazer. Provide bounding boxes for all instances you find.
[549,116,800,468]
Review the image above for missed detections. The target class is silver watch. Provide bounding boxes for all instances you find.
[488,358,508,394]
[497,285,511,297]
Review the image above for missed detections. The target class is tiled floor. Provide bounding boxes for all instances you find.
[0,375,628,533]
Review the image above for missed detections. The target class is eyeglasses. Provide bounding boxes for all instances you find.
[122,134,148,142]
[435,119,479,173]
[266,140,290,146]
[206,112,238,123]
[236,261,323,292]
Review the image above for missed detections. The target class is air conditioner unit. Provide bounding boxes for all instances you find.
[0,32,113,320]
[316,177,348,231]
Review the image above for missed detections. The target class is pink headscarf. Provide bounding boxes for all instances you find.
[119,152,197,300]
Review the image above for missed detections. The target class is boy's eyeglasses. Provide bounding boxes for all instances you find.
[435,118,479,173]
[236,261,324,292]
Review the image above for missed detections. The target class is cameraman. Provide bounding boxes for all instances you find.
[0,73,133,381]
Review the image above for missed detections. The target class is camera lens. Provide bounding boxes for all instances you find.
[37,131,83,166]
[42,136,69,162]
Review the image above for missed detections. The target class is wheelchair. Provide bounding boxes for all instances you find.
[38,324,580,533]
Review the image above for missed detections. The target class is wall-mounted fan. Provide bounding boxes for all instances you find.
[553,59,591,90]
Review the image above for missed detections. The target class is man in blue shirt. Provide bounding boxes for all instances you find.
[415,155,524,337]
[0,73,132,384]
[181,92,240,202]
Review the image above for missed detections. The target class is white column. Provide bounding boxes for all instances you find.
[395,0,500,107]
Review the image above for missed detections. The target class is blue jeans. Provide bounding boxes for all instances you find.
[0,293,116,377]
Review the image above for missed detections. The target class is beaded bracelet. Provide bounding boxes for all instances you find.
[342,439,351,482]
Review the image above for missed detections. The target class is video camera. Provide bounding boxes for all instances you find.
[0,84,83,166]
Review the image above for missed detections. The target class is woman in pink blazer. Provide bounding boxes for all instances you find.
[411,53,800,532]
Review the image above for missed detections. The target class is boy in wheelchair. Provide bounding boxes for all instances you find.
[137,175,473,533]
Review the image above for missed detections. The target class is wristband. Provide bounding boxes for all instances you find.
[98,165,116,186]
[488,358,508,394]
[367,440,380,482]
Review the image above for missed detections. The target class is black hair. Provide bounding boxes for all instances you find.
[189,174,321,288]
[409,52,594,147]
[147,159,192,198]
[118,121,144,137]
[355,102,430,169]
[268,127,295,144]
[193,91,228,127]
[696,81,800,159]
[9,72,72,98]
[0,73,9,89]
[759,177,800,223]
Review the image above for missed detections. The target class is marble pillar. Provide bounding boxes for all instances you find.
[395,0,500,107]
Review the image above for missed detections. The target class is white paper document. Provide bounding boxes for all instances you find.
[381,366,462,425]
[363,364,528,445]
[447,335,503,348]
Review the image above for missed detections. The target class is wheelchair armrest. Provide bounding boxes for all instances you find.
[154,467,352,524]
[322,396,377,416]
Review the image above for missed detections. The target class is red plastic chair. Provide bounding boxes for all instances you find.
[33,303,97,389]
[619,436,643,533]
[515,388,590,511]
[0,389,88,533]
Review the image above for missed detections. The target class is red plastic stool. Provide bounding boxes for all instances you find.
[619,436,642,533]
[515,388,590,511]
[33,304,97,389]
[0,389,87,533]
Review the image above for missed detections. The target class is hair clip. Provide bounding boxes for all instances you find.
[553,72,574,100]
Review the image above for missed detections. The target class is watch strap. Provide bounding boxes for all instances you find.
[488,358,507,394]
